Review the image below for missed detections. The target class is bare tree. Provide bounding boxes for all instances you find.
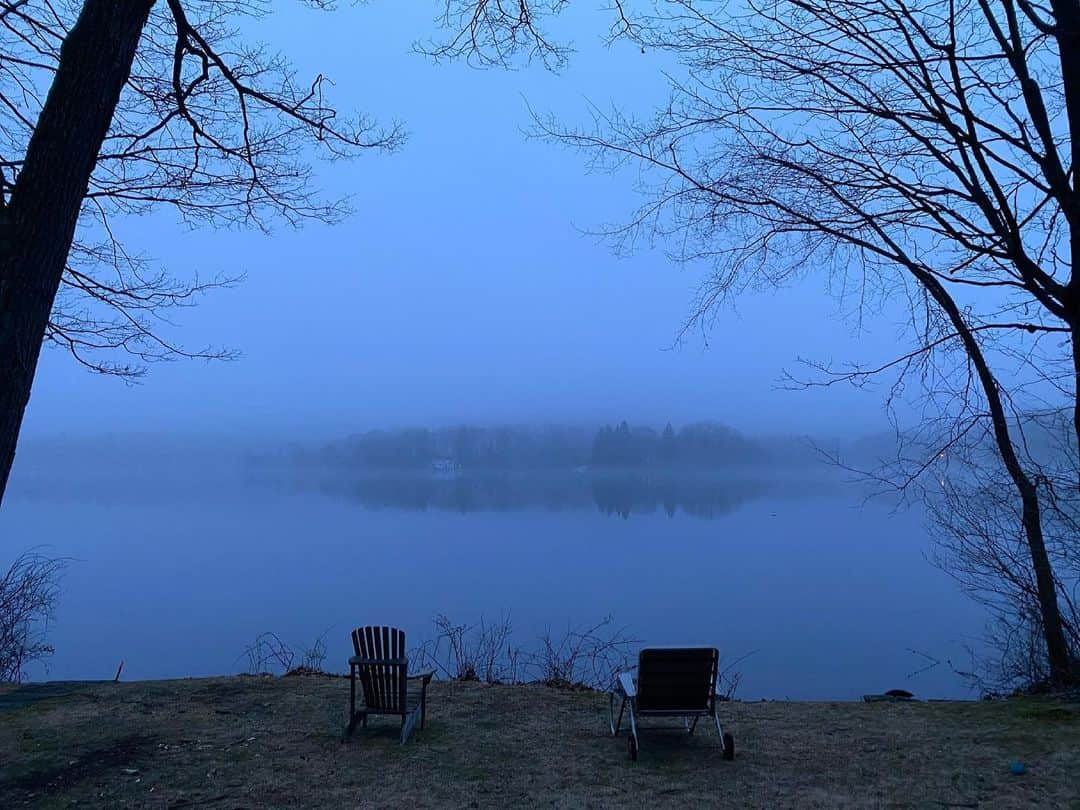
[417,0,575,68]
[0,0,405,502]
[0,549,65,682]
[436,0,1080,685]
[922,415,1080,691]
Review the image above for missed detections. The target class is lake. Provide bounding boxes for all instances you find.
[1,447,987,699]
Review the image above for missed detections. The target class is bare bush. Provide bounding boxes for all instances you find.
[409,613,643,691]
[530,616,639,690]
[0,550,66,683]
[243,632,295,675]
[921,423,1080,692]
[243,614,747,696]
[716,651,756,701]
[410,614,522,684]
[298,632,329,674]
[241,629,332,677]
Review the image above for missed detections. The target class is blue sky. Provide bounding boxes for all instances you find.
[21,2,913,442]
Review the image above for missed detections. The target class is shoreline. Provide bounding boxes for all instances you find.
[3,674,1078,807]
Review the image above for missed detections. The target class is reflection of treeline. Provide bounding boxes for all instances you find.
[310,421,763,471]
[307,472,767,518]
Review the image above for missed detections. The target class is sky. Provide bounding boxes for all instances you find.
[21,2,916,444]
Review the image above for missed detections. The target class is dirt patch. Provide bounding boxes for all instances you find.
[1,677,1078,808]
[3,733,154,799]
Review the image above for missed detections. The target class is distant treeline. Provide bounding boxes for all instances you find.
[306,421,766,471]
[591,421,757,467]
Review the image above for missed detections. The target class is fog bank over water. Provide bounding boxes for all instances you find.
[1,421,985,699]
[7,421,902,502]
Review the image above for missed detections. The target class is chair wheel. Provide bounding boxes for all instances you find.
[722,732,735,761]
[628,735,638,761]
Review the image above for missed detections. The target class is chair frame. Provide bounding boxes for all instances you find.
[344,626,434,745]
[609,646,734,761]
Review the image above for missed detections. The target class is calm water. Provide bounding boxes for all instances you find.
[2,452,986,699]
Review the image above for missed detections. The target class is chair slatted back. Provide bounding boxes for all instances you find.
[351,625,408,713]
[636,647,718,713]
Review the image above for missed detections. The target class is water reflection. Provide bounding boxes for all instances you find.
[3,452,982,697]
[275,472,782,518]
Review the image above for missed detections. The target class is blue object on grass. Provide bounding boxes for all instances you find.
[1010,761,1026,775]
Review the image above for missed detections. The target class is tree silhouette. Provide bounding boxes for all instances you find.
[0,0,414,501]
[432,0,1080,684]
[531,0,1080,684]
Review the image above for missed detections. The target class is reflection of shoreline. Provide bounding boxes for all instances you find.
[265,470,846,518]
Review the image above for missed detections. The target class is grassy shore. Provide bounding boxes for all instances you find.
[1,675,1078,808]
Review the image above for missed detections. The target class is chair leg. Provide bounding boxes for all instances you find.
[609,692,626,736]
[343,715,357,741]
[627,702,639,760]
[400,709,420,745]
[715,709,734,760]
[343,666,358,740]
[689,716,700,735]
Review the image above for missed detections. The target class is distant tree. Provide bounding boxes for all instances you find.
[630,424,657,466]
[591,425,614,467]
[537,425,590,468]
[615,420,632,465]
[399,428,434,468]
[452,426,481,469]
[671,422,754,467]
[659,421,676,465]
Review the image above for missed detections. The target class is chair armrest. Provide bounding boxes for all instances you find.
[349,656,407,666]
[407,669,435,684]
[617,671,637,698]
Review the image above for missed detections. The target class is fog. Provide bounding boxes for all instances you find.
[1,5,986,700]
[4,424,984,700]
[17,3,914,445]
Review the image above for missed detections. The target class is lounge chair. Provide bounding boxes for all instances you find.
[609,646,734,761]
[344,625,434,744]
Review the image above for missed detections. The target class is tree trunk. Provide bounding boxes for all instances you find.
[1073,329,1080,493]
[917,270,1075,684]
[0,0,155,505]
[1055,0,1080,491]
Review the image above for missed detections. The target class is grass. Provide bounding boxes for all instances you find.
[1,675,1078,808]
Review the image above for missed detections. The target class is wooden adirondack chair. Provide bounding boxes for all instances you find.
[344,626,434,744]
[609,647,735,761]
